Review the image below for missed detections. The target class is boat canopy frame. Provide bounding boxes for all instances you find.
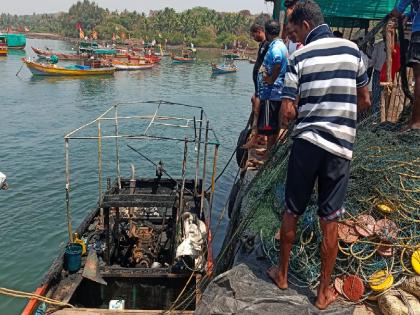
[64,100,220,244]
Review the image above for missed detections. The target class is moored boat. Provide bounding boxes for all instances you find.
[0,35,8,56]
[21,100,219,314]
[211,62,237,74]
[32,47,88,61]
[78,41,116,57]
[171,48,196,64]
[112,59,155,71]
[22,58,115,76]
[2,33,26,50]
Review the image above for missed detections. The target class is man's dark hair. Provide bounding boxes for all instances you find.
[284,0,299,9]
[250,23,264,33]
[289,0,324,27]
[265,20,280,36]
[333,30,343,38]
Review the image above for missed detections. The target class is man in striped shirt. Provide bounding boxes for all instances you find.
[266,1,371,310]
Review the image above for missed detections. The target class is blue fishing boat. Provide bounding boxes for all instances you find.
[211,62,237,75]
[1,33,26,50]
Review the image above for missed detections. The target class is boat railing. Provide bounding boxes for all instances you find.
[64,100,220,244]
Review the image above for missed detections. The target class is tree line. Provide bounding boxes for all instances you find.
[0,0,270,48]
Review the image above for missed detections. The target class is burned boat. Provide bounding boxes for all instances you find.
[22,100,220,314]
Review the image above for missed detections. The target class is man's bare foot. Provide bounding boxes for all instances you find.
[266,266,288,289]
[401,121,420,132]
[315,287,338,310]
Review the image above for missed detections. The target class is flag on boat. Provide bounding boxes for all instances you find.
[79,28,85,39]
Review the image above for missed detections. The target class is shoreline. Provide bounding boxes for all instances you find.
[24,32,257,52]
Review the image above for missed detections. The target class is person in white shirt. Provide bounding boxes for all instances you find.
[0,172,8,190]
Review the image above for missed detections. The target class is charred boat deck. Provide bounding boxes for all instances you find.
[22,101,220,314]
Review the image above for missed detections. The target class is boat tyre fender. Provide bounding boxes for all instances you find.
[236,128,251,168]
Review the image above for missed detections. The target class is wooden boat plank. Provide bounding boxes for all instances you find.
[53,309,193,314]
[52,273,84,304]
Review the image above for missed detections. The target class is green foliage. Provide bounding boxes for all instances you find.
[0,1,258,47]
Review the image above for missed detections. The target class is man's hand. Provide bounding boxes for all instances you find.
[263,74,273,84]
[280,99,297,128]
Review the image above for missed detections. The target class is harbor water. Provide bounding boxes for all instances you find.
[0,39,252,314]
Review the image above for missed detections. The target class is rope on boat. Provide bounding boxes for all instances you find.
[0,287,74,308]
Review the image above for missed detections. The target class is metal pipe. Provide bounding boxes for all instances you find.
[114,104,121,189]
[200,120,209,218]
[65,138,73,242]
[195,110,204,195]
[98,120,103,203]
[179,138,188,216]
[208,143,219,220]
[97,120,104,229]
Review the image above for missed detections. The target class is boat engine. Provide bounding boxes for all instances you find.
[129,224,159,268]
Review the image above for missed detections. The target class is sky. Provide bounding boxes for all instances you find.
[1,0,274,15]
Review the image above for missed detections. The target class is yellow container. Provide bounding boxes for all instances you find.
[369,270,394,292]
[73,233,87,255]
[412,250,420,275]
[376,203,394,214]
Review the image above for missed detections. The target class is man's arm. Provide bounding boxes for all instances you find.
[280,98,297,126]
[264,64,281,84]
[357,86,371,111]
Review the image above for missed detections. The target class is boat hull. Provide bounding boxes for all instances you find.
[21,177,207,314]
[172,57,196,64]
[113,63,155,71]
[23,59,115,76]
[212,64,237,74]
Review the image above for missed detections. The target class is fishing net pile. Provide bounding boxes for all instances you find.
[222,114,419,301]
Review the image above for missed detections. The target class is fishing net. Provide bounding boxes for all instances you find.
[217,113,420,300]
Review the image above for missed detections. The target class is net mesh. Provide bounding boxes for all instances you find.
[226,113,419,298]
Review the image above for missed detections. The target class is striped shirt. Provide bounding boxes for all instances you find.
[282,24,368,160]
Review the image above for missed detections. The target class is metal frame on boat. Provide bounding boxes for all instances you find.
[22,101,220,314]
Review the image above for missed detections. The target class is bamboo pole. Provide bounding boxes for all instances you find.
[200,121,210,218]
[65,138,73,242]
[114,104,121,190]
[195,110,204,195]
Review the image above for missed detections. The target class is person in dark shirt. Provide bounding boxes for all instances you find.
[392,0,420,130]
[243,23,269,149]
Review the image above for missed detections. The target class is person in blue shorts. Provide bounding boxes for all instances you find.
[243,20,288,150]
